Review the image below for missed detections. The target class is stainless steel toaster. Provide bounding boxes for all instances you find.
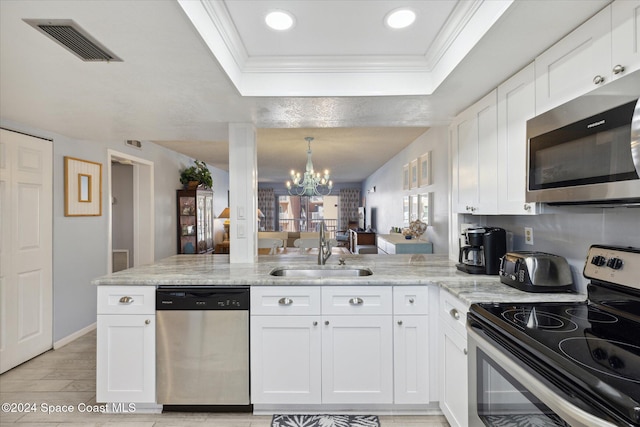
[499,251,574,292]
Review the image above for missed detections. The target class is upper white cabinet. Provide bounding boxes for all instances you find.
[535,1,640,114]
[451,90,498,215]
[496,63,539,215]
[611,0,640,81]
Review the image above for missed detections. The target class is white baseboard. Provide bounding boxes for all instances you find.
[53,322,96,349]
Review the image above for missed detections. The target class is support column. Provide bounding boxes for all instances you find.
[228,123,257,263]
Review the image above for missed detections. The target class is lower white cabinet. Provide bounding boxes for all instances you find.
[439,290,469,427]
[250,315,321,404]
[96,286,156,403]
[250,285,429,406]
[322,314,393,404]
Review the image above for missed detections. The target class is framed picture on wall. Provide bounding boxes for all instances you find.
[409,194,419,221]
[403,196,409,226]
[419,152,431,187]
[64,156,102,216]
[402,164,409,190]
[410,159,418,189]
[418,192,432,225]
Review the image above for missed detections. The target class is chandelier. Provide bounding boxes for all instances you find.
[286,137,333,196]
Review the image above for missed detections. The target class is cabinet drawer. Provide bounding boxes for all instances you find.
[439,289,468,337]
[251,286,321,315]
[97,286,155,315]
[393,286,428,315]
[322,286,392,315]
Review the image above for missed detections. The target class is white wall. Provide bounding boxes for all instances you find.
[363,127,450,254]
[1,118,230,342]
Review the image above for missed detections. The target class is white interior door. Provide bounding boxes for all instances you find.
[0,129,53,373]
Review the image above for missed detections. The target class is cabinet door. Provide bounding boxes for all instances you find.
[497,63,538,215]
[322,315,393,404]
[393,315,429,404]
[452,91,498,214]
[96,314,155,403]
[611,0,640,81]
[439,320,468,427]
[250,315,321,404]
[535,5,611,113]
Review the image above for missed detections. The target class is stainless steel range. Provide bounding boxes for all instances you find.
[467,245,640,426]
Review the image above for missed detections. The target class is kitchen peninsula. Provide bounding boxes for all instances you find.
[92,254,585,415]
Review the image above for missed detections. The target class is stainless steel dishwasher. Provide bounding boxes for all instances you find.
[156,287,250,408]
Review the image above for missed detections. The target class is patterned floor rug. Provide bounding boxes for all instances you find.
[271,414,380,427]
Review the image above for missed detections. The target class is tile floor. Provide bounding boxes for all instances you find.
[0,329,449,426]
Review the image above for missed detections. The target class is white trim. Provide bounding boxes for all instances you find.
[53,322,96,350]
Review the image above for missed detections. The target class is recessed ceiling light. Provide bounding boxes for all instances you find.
[265,10,295,31]
[385,8,416,29]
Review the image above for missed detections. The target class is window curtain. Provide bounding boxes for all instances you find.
[339,188,360,230]
[258,188,276,231]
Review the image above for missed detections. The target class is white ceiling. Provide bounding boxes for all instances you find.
[0,0,609,183]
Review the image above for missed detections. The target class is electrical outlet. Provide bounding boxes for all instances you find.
[524,227,534,245]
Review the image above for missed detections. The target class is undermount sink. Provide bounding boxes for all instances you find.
[269,267,373,277]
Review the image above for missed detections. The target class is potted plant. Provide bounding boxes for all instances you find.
[180,160,213,189]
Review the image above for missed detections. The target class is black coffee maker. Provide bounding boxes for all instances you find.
[456,227,506,275]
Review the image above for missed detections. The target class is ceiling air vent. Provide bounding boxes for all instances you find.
[24,19,122,62]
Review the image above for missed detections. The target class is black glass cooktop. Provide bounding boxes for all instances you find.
[470,300,640,425]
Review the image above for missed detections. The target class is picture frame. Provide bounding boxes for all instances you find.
[410,159,418,189]
[418,192,433,225]
[64,156,102,216]
[419,152,431,187]
[402,196,409,226]
[409,194,419,221]
[402,164,409,190]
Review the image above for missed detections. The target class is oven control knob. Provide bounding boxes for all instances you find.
[592,347,607,361]
[609,356,625,370]
[591,255,606,267]
[606,257,623,270]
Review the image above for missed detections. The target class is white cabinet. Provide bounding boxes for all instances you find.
[451,90,498,215]
[321,286,393,404]
[393,287,429,404]
[535,5,611,113]
[611,0,640,81]
[96,286,155,403]
[322,314,393,404]
[251,315,321,404]
[535,1,640,114]
[439,289,469,427]
[250,286,322,404]
[496,63,539,215]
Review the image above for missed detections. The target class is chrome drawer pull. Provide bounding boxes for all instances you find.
[119,296,134,304]
[408,298,415,304]
[278,297,293,306]
[450,308,460,320]
[349,297,364,306]
[397,320,403,326]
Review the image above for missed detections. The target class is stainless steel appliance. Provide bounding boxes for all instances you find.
[468,245,640,426]
[156,287,250,408]
[456,227,506,275]
[526,70,640,205]
[499,251,574,293]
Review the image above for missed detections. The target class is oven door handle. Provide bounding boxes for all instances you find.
[467,326,619,427]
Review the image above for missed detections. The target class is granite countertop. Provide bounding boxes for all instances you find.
[92,254,586,307]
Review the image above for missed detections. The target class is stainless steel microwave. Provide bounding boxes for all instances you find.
[526,72,640,205]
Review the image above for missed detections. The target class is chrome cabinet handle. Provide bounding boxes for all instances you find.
[119,296,134,304]
[278,297,293,306]
[397,320,403,326]
[313,321,318,326]
[408,298,415,304]
[593,74,605,85]
[349,297,364,305]
[450,308,460,320]
[464,348,468,355]
[325,320,330,326]
[613,64,625,75]
[145,319,150,325]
